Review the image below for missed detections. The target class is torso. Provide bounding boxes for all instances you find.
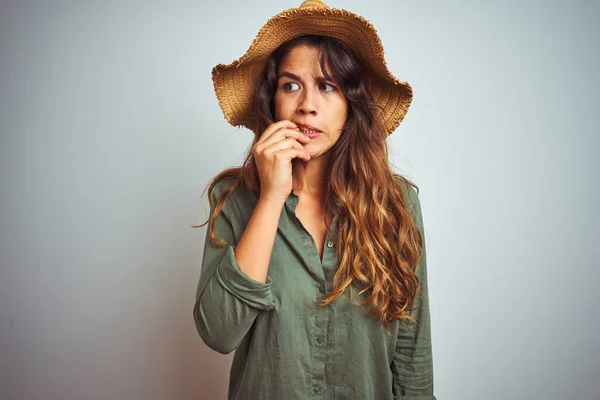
[294,194,333,262]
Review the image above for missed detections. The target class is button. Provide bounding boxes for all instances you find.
[304,239,312,246]
[312,386,321,394]
[316,336,324,344]
[326,240,334,248]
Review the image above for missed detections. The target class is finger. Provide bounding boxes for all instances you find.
[255,128,308,155]
[256,120,299,145]
[276,147,311,162]
[263,137,307,156]
[259,128,310,148]
[262,130,309,149]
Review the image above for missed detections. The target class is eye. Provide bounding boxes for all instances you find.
[282,82,300,91]
[320,82,337,92]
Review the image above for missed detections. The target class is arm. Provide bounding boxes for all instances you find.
[192,180,281,354]
[391,184,436,399]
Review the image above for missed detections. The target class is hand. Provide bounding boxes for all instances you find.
[252,120,311,203]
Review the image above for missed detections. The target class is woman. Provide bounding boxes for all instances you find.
[193,1,436,399]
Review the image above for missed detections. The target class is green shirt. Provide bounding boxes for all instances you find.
[193,177,436,400]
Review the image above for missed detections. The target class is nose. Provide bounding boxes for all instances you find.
[296,87,318,116]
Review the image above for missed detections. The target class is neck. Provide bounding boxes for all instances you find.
[291,154,329,197]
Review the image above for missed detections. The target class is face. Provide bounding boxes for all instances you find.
[274,45,348,158]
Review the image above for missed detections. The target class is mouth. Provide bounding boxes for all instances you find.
[296,123,322,136]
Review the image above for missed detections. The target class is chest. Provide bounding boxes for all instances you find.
[294,198,332,261]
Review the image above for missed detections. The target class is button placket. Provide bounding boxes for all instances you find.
[311,265,329,399]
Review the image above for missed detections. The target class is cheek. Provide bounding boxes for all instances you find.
[336,103,348,127]
[339,109,348,125]
[334,95,348,118]
[273,93,293,120]
[273,93,282,120]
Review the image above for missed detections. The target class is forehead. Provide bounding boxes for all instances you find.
[277,45,331,77]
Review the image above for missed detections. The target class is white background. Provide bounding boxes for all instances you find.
[1,0,598,399]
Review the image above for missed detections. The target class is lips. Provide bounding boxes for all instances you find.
[296,122,321,133]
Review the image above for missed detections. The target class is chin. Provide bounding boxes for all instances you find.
[305,144,320,155]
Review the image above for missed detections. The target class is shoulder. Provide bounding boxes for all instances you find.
[209,177,259,219]
[210,177,236,202]
[393,174,420,210]
[392,173,424,235]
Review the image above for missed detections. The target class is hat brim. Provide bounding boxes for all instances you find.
[212,7,413,135]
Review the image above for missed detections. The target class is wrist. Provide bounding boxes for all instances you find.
[258,192,288,208]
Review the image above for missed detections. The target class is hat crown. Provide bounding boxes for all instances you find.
[298,0,329,10]
[212,0,413,135]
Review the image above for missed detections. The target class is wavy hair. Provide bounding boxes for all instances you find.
[193,35,423,329]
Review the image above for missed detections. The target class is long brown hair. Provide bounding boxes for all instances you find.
[194,35,423,330]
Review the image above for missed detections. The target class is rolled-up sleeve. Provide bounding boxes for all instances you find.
[193,180,276,354]
[392,184,436,399]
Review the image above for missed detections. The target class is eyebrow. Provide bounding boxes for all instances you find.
[278,71,334,83]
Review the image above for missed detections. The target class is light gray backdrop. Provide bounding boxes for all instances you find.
[1,0,598,399]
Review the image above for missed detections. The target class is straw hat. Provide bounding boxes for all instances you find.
[211,0,413,136]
